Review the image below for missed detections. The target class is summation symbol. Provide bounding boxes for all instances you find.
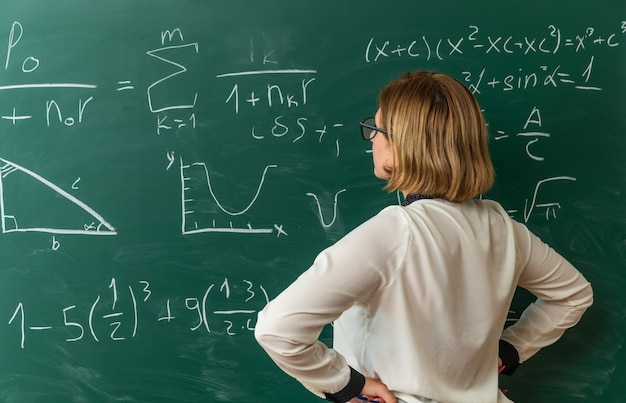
[144,28,199,136]
[146,42,199,113]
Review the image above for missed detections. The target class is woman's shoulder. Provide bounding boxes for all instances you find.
[373,198,513,225]
[397,198,517,225]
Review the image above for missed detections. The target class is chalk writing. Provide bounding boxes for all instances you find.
[366,23,624,94]
[1,107,30,124]
[46,96,94,127]
[493,106,555,162]
[146,43,199,113]
[462,58,601,93]
[364,23,623,62]
[5,21,38,72]
[503,176,577,222]
[6,277,269,348]
[221,76,316,114]
[179,157,279,235]
[251,116,309,142]
[143,28,198,137]
[250,116,344,150]
[517,132,551,162]
[0,19,610,242]
[307,189,347,228]
[0,157,116,236]
[116,80,134,91]
[522,176,577,222]
[1,21,99,128]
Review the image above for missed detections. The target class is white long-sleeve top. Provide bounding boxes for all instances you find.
[255,199,593,403]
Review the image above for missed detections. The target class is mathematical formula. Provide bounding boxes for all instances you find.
[364,23,624,61]
[366,23,625,94]
[7,277,269,349]
[0,19,619,243]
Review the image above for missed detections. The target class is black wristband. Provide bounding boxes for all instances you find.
[499,339,521,375]
[324,366,366,403]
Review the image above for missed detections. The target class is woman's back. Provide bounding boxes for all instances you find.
[334,199,521,402]
[331,198,591,402]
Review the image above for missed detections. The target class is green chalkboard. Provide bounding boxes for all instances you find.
[1,1,624,402]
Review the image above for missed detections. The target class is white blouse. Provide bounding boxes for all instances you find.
[255,199,593,403]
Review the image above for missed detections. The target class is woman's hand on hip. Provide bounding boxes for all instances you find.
[349,377,397,403]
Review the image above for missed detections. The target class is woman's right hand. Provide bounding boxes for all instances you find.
[498,357,505,373]
[349,377,397,403]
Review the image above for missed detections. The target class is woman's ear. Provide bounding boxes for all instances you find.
[382,146,395,179]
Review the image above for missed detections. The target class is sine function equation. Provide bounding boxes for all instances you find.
[365,23,625,93]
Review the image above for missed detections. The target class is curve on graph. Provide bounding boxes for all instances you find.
[306,188,346,228]
[194,162,277,216]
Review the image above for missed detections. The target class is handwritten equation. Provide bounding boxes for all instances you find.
[1,22,97,127]
[365,23,624,60]
[493,106,553,162]
[145,29,346,235]
[7,277,269,349]
[366,23,625,93]
[461,59,600,94]
[0,19,620,241]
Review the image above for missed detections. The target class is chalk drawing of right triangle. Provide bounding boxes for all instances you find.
[0,157,116,235]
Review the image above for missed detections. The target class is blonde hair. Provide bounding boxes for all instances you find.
[379,71,494,202]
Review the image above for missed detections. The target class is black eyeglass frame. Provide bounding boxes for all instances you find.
[359,117,390,141]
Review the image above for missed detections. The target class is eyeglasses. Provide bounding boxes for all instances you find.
[359,117,389,141]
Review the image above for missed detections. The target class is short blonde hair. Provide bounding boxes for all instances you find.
[379,71,494,202]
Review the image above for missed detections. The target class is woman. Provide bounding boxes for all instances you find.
[255,71,593,403]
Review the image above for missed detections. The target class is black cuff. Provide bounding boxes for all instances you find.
[499,339,521,375]
[324,366,365,403]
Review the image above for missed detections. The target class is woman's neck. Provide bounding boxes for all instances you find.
[402,194,432,206]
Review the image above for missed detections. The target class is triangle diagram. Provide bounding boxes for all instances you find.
[0,157,116,235]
